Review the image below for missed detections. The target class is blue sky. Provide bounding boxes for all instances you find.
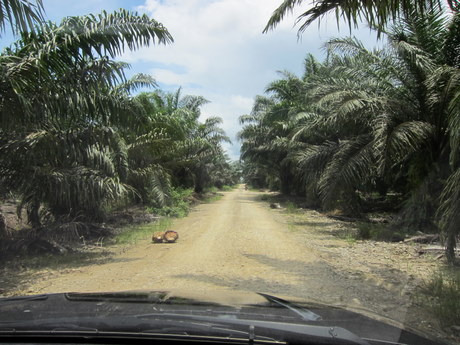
[2,0,380,161]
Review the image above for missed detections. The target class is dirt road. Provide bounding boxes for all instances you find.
[11,186,446,339]
[25,187,324,295]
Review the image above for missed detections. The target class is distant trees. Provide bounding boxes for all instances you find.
[131,89,233,195]
[242,3,460,263]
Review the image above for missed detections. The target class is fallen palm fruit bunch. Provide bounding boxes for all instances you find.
[151,230,179,243]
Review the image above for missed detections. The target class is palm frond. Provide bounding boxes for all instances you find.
[318,134,374,208]
[264,0,444,37]
[0,0,44,35]
[31,9,173,59]
[374,118,436,174]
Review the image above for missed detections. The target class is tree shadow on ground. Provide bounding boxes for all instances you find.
[291,221,338,227]
[0,249,120,296]
[171,257,435,340]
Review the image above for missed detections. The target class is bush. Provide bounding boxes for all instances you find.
[355,222,404,242]
[148,188,193,218]
[420,270,460,328]
[259,194,270,201]
[205,186,218,193]
[357,223,372,240]
[220,185,235,191]
[285,201,300,214]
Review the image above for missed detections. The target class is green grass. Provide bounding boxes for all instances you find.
[419,269,460,328]
[114,217,173,245]
[344,233,357,245]
[284,201,299,214]
[203,193,223,203]
[220,185,236,191]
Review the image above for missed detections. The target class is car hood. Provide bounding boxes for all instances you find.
[0,289,449,345]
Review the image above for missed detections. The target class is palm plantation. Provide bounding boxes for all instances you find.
[239,1,460,263]
[0,2,236,241]
[0,0,458,265]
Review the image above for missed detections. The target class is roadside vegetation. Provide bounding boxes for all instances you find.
[420,269,460,330]
[241,1,460,264]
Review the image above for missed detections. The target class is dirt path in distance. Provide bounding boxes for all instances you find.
[5,186,450,342]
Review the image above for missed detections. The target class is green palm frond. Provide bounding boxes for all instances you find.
[318,134,374,208]
[426,66,460,167]
[128,165,171,206]
[293,141,338,179]
[263,0,444,36]
[0,0,44,35]
[374,118,436,174]
[23,9,173,59]
[114,73,157,94]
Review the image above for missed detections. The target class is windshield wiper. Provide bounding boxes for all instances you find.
[135,312,369,344]
[258,293,321,322]
[0,316,275,343]
[0,294,48,303]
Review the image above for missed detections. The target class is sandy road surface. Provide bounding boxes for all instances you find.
[12,186,449,341]
[27,187,323,295]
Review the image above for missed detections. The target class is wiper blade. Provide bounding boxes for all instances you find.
[258,293,322,322]
[135,312,369,345]
[0,294,48,303]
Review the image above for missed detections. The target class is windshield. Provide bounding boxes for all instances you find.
[0,1,459,345]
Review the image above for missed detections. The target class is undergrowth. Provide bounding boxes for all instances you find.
[220,185,236,191]
[355,222,404,242]
[284,201,299,214]
[148,188,193,218]
[203,193,223,203]
[419,269,460,328]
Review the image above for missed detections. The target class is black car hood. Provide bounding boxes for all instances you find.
[0,289,449,345]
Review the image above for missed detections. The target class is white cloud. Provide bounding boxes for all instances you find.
[230,95,254,110]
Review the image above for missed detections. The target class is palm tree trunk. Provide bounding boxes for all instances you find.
[280,168,292,195]
[445,230,457,265]
[27,199,41,228]
[0,210,10,239]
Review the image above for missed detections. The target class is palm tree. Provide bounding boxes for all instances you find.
[131,89,231,195]
[239,70,310,194]
[0,10,173,224]
[246,5,460,262]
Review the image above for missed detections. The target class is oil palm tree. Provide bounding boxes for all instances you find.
[247,5,460,262]
[131,89,230,195]
[0,10,173,224]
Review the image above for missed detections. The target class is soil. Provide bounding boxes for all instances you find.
[1,186,457,344]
